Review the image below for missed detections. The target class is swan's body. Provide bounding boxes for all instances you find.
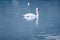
[23,13,36,20]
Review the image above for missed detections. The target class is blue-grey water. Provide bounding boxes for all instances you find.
[0,0,60,40]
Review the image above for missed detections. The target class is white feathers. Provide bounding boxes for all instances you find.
[23,13,36,21]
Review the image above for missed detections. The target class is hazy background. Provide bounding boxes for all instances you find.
[0,0,60,40]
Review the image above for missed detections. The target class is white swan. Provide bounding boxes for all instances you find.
[23,8,39,26]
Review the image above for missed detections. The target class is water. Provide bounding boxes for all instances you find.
[0,0,60,40]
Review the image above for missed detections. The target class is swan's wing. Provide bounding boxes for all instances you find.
[36,8,39,26]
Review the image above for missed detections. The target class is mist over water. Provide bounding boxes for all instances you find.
[0,0,60,40]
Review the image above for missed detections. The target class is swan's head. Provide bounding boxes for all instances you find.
[23,13,36,21]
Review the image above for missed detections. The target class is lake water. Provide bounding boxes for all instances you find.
[0,0,60,40]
